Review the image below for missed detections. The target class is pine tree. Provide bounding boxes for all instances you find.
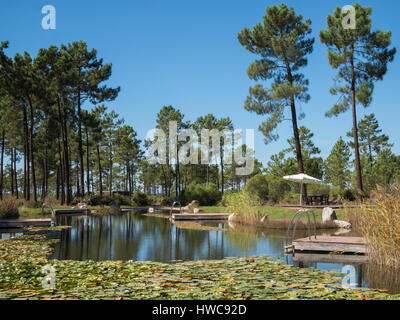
[238,3,314,202]
[320,3,396,199]
[346,113,392,166]
[325,137,352,188]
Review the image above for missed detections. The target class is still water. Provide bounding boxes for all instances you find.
[50,211,400,294]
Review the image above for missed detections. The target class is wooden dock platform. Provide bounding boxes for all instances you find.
[171,213,229,221]
[292,253,369,264]
[54,209,89,215]
[287,236,367,254]
[0,219,52,228]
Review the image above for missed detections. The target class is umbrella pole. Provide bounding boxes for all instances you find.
[300,182,303,207]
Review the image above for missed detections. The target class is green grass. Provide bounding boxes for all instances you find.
[201,205,350,221]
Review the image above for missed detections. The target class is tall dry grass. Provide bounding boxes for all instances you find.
[358,185,400,268]
[0,196,20,219]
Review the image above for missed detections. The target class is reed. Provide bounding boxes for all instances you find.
[357,185,400,268]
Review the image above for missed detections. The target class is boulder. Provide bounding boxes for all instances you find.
[322,207,337,223]
[333,220,352,229]
[186,200,200,213]
[77,202,88,209]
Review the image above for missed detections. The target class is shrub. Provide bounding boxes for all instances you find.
[282,192,300,204]
[99,196,114,206]
[22,199,44,209]
[244,174,269,203]
[330,186,356,203]
[113,194,132,206]
[131,192,149,206]
[88,195,102,206]
[147,195,174,206]
[221,190,237,206]
[264,175,291,204]
[182,183,222,206]
[0,196,20,219]
[307,184,330,196]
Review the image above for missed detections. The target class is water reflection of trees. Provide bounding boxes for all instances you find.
[53,213,227,262]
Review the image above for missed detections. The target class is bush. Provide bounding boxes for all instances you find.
[0,196,20,219]
[307,184,330,196]
[330,186,356,203]
[131,192,149,206]
[88,195,102,206]
[23,199,43,209]
[182,183,222,206]
[264,175,291,204]
[221,190,237,206]
[282,192,300,204]
[113,193,132,206]
[147,195,174,206]
[244,174,269,203]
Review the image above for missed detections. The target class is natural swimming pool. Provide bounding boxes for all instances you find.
[48,210,400,294]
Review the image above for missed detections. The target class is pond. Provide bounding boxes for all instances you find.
[49,211,400,294]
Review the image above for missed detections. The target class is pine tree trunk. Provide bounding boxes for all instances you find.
[56,166,60,201]
[77,89,85,196]
[63,111,72,204]
[10,148,14,196]
[28,100,37,203]
[86,127,90,195]
[285,60,307,205]
[109,144,112,195]
[97,144,103,197]
[0,129,4,200]
[23,107,30,201]
[351,50,364,200]
[220,154,224,194]
[14,148,18,199]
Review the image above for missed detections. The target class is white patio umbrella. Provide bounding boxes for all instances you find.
[283,173,322,206]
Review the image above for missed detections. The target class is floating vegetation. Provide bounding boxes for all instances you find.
[0,228,400,300]
[173,221,227,232]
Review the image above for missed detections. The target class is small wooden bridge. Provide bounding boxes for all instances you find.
[170,213,230,221]
[0,219,52,229]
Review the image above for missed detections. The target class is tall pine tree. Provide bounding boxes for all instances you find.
[320,3,396,199]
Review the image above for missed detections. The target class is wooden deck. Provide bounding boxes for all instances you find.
[287,236,367,254]
[171,213,229,221]
[0,219,52,228]
[54,209,89,215]
[292,253,369,264]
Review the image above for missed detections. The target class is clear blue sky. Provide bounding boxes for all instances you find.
[1,0,399,166]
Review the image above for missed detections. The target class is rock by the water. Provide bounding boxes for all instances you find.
[333,220,352,229]
[77,202,88,209]
[186,200,200,213]
[322,207,337,223]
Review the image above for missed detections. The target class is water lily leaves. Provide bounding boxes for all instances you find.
[1,230,400,300]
